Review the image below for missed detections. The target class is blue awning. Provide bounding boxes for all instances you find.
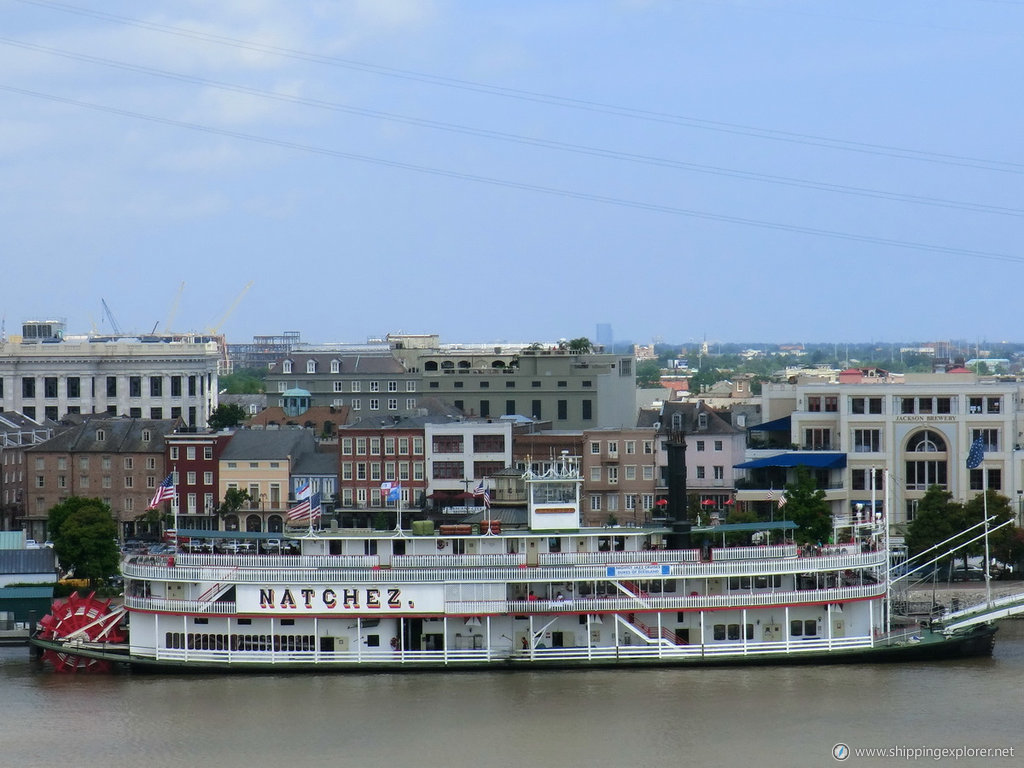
[747,415,791,433]
[734,452,847,470]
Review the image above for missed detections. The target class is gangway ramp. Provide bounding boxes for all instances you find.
[936,590,1024,634]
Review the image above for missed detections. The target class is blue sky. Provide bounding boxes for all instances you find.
[2,1,1022,348]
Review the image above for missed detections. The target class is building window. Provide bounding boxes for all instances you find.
[695,440,705,452]
[150,376,163,396]
[969,468,1002,491]
[433,436,464,453]
[803,428,832,451]
[714,440,723,451]
[474,435,505,452]
[407,381,416,392]
[713,466,724,480]
[22,378,35,398]
[850,397,883,414]
[590,495,601,512]
[351,381,361,393]
[370,399,379,411]
[67,377,81,398]
[388,399,398,410]
[331,360,340,374]
[557,400,567,420]
[853,429,881,452]
[369,381,380,392]
[590,466,602,482]
[432,461,464,479]
[695,466,705,479]
[306,360,317,374]
[334,381,344,392]
[388,381,398,392]
[971,428,999,452]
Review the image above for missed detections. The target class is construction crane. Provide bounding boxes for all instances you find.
[101,299,123,335]
[209,281,253,335]
[164,281,185,334]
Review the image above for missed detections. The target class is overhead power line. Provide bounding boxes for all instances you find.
[14,0,1024,174]
[3,36,1022,218]
[1,83,1020,267]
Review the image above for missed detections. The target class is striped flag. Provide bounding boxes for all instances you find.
[287,492,322,523]
[295,481,311,500]
[777,493,787,508]
[147,473,176,509]
[474,479,490,508]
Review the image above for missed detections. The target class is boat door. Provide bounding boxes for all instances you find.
[526,538,539,567]
[831,617,846,638]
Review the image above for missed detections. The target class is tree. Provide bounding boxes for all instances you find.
[567,337,593,354]
[217,487,252,516]
[905,485,964,567]
[48,497,120,586]
[961,490,1016,573]
[783,466,831,545]
[220,368,266,394]
[208,403,247,430]
[636,359,663,388]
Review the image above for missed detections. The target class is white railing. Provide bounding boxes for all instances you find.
[125,582,884,617]
[539,550,700,566]
[394,553,525,568]
[124,551,886,586]
[168,553,381,569]
[130,635,876,666]
[710,544,796,561]
[449,583,884,614]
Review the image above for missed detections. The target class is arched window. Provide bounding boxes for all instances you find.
[282,360,293,374]
[905,430,948,490]
[306,360,317,374]
[440,361,455,370]
[330,359,340,373]
[424,361,438,371]
[907,430,946,452]
[671,412,683,431]
[457,360,471,369]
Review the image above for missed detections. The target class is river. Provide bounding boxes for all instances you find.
[2,621,1022,768]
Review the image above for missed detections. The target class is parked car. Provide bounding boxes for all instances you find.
[950,567,986,582]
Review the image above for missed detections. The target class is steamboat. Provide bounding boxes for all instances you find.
[31,450,1014,672]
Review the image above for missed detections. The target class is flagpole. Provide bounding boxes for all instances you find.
[984,469,992,607]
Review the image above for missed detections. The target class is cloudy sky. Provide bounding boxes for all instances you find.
[3,1,1021,348]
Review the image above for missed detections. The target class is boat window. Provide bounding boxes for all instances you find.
[727,624,741,640]
[367,635,380,647]
[713,624,726,640]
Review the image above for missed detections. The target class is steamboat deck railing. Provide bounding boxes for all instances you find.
[123,550,885,584]
[123,582,884,616]
[124,633,877,666]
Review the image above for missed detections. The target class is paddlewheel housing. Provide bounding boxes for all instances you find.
[37,591,127,672]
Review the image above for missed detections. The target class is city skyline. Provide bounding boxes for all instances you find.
[3,2,1021,345]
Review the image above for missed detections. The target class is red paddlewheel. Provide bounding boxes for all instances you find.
[38,591,127,673]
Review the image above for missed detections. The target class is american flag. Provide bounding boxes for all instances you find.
[777,493,787,508]
[474,479,490,508]
[147,473,176,509]
[966,436,986,469]
[287,492,322,523]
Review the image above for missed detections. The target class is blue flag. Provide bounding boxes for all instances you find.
[966,437,985,469]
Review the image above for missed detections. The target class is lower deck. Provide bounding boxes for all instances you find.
[124,600,880,667]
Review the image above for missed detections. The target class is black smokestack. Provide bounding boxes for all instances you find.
[665,429,691,549]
